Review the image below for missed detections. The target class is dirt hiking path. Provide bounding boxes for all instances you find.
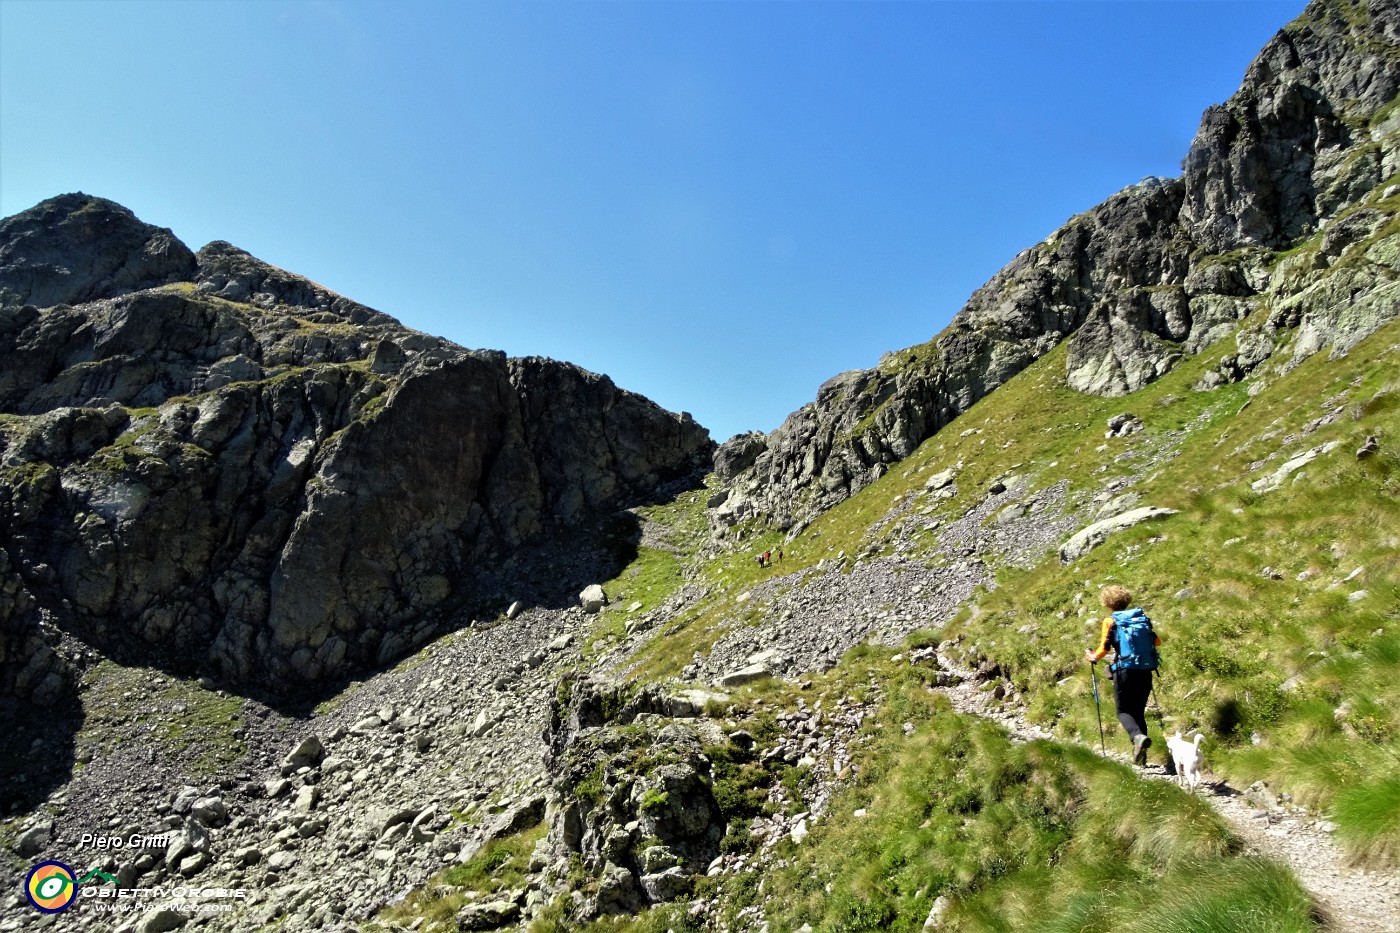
[933,656,1400,933]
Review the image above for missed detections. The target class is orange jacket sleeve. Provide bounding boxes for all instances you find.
[1090,617,1114,662]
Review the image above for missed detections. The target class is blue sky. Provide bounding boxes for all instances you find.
[1,0,1306,442]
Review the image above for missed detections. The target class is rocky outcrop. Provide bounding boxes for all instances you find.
[711,178,1196,532]
[0,195,713,700]
[0,192,196,309]
[713,0,1400,536]
[1250,440,1345,492]
[1181,0,1400,252]
[542,676,730,920]
[508,356,708,523]
[1058,506,1180,563]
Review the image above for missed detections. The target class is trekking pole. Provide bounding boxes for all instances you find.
[1089,662,1107,755]
[1150,682,1168,731]
[1151,653,1168,729]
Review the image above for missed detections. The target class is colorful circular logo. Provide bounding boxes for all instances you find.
[25,861,77,913]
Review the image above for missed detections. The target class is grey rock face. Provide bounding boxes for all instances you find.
[715,178,1194,532]
[714,431,768,483]
[195,240,400,328]
[713,0,1400,536]
[0,193,197,308]
[543,676,728,917]
[508,357,708,525]
[0,196,714,701]
[1181,2,1400,253]
[638,866,692,903]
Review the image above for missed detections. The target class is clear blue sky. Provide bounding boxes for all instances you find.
[1,0,1306,442]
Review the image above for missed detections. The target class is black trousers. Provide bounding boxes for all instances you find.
[1112,667,1153,742]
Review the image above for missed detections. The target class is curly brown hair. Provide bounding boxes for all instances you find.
[1099,585,1132,611]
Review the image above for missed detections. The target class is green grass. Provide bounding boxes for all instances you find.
[577,489,710,658]
[739,651,1316,933]
[529,650,1316,932]
[377,822,547,932]
[583,546,682,652]
[928,316,1400,862]
[618,232,1400,867]
[621,497,796,678]
[623,324,1247,685]
[1331,776,1400,865]
[155,683,245,775]
[556,260,1400,933]
[75,660,246,776]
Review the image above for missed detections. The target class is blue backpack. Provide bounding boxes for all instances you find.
[1110,608,1158,672]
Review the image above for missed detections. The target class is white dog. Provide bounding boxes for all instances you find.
[1166,731,1206,790]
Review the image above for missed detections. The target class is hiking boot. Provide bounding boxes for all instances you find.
[1133,734,1152,766]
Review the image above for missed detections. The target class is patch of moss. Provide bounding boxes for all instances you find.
[638,788,669,813]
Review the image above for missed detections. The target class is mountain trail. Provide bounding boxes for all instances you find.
[933,654,1400,933]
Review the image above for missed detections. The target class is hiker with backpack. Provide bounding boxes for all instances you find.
[1084,585,1161,766]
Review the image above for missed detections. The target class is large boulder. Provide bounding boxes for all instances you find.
[579,585,608,614]
[279,735,325,775]
[1059,507,1179,563]
[455,900,520,931]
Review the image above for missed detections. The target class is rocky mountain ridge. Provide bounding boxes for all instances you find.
[711,0,1400,537]
[0,193,713,713]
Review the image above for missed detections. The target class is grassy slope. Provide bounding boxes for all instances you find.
[365,181,1400,933]
[928,320,1400,866]
[760,656,1315,933]
[627,245,1400,863]
[742,308,1400,857]
[359,336,1398,930]
[512,653,1318,933]
[531,280,1400,931]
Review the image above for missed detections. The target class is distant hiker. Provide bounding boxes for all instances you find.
[1084,585,1161,765]
[763,550,771,567]
[777,549,784,562]
[756,554,765,568]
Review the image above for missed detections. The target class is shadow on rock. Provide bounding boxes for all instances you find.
[0,682,80,818]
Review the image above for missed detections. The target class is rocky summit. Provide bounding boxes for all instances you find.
[0,192,713,705]
[711,0,1400,535]
[2,2,1400,933]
